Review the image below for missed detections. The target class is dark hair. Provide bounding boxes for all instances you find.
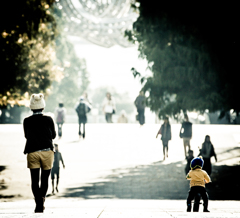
[59,103,64,107]
[32,108,43,113]
[188,149,193,154]
[204,135,211,142]
[106,92,111,100]
[164,116,169,121]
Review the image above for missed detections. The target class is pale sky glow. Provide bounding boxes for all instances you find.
[68,36,152,101]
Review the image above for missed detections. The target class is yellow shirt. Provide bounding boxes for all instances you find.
[186,168,211,187]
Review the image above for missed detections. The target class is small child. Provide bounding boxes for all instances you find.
[51,144,65,194]
[186,156,211,212]
[185,150,194,175]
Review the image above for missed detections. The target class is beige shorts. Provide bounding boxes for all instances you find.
[27,150,54,170]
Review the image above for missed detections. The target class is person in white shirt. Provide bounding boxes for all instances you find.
[102,92,116,123]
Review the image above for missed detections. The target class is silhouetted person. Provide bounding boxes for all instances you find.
[54,103,66,138]
[23,93,55,213]
[199,135,217,176]
[75,96,91,138]
[156,117,171,160]
[185,149,194,175]
[117,110,128,123]
[102,92,116,123]
[51,144,65,194]
[186,157,211,212]
[134,91,146,126]
[180,114,192,157]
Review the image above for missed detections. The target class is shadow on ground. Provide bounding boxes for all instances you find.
[62,156,240,200]
[209,164,240,200]
[0,165,15,199]
[62,161,190,200]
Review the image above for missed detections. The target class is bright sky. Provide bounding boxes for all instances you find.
[68,36,151,101]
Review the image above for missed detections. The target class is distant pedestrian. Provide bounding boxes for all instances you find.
[54,103,66,138]
[156,117,171,160]
[185,149,194,175]
[102,92,116,123]
[134,91,146,126]
[186,156,211,212]
[199,135,217,176]
[179,114,192,157]
[75,96,91,138]
[51,144,65,194]
[117,110,128,123]
[83,92,92,106]
[23,93,55,213]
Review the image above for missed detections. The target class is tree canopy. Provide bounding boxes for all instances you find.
[126,1,239,119]
[0,1,90,116]
[0,0,58,107]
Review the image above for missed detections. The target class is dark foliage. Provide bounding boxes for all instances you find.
[127,1,239,119]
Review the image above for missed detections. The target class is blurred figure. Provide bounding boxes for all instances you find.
[185,149,194,175]
[54,103,66,138]
[75,96,91,138]
[23,93,55,213]
[179,114,192,157]
[83,92,92,106]
[134,91,146,126]
[199,135,217,176]
[156,117,171,160]
[51,144,65,194]
[102,92,116,123]
[117,110,128,123]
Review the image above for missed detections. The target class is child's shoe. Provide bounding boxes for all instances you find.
[187,203,191,212]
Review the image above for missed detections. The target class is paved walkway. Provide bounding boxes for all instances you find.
[1,199,240,217]
[1,124,240,217]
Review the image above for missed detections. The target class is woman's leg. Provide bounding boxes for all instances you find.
[30,168,40,198]
[79,123,81,136]
[162,141,166,160]
[40,169,51,198]
[165,141,169,157]
[109,113,113,123]
[83,123,85,138]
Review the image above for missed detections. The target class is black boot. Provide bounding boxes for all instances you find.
[187,203,191,212]
[34,197,44,213]
[203,203,210,212]
[43,197,45,211]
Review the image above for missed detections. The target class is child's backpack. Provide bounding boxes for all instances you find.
[57,109,64,123]
[76,103,86,116]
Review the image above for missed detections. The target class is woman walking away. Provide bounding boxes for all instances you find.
[23,93,56,213]
[156,117,171,160]
[199,135,217,176]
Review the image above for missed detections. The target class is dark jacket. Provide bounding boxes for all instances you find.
[75,101,91,124]
[199,142,216,159]
[160,123,171,141]
[180,121,192,138]
[23,114,56,154]
[134,95,146,110]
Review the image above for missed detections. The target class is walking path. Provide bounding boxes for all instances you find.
[1,124,240,217]
[1,199,240,217]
